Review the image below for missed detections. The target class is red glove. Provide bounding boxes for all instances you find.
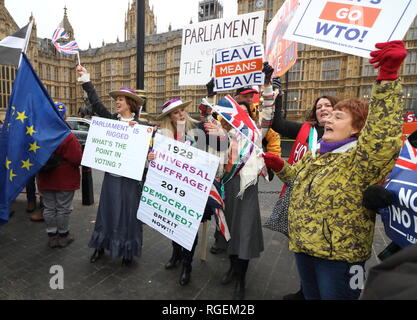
[369,40,407,81]
[262,152,285,173]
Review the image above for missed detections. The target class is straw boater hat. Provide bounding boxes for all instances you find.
[156,98,192,120]
[109,88,145,106]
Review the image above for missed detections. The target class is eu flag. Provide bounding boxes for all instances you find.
[0,53,70,225]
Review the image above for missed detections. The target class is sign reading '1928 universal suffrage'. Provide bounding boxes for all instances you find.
[284,0,417,58]
[179,11,265,86]
[81,117,154,181]
[137,133,219,251]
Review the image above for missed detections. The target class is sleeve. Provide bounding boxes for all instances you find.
[81,82,112,119]
[354,79,404,181]
[265,129,282,157]
[276,150,312,184]
[56,133,83,166]
[260,85,275,139]
[271,94,303,139]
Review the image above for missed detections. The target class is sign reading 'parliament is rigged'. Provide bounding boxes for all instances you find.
[81,117,153,181]
[137,133,219,251]
[179,11,265,86]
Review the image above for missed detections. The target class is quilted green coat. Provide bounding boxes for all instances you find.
[277,80,403,263]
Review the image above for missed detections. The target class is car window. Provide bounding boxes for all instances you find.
[67,121,78,130]
[78,123,89,132]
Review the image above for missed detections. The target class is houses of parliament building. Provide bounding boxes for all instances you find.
[1,0,417,122]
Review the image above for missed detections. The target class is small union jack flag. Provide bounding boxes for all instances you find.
[213,95,260,143]
[394,139,417,172]
[51,28,79,56]
[207,179,230,241]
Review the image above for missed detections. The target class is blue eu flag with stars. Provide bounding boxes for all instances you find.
[0,53,70,225]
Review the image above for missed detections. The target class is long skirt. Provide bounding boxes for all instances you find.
[223,175,264,260]
[88,173,143,260]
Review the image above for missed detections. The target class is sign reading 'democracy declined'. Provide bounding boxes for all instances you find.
[179,11,265,86]
[266,0,300,77]
[137,133,220,251]
[283,0,417,58]
[214,43,265,92]
[81,117,153,181]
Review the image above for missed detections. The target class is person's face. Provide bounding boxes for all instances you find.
[236,93,254,106]
[322,109,359,143]
[115,96,130,115]
[315,98,333,125]
[169,107,187,127]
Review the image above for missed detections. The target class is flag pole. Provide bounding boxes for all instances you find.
[77,52,81,66]
[18,20,34,67]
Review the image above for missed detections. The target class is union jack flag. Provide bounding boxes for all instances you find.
[394,139,417,173]
[51,28,79,55]
[213,95,260,143]
[52,28,69,43]
[207,179,230,241]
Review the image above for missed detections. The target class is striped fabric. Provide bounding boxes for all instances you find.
[0,23,32,66]
[51,28,79,56]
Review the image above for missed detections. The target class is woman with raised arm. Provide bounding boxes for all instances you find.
[76,65,153,266]
[263,41,407,300]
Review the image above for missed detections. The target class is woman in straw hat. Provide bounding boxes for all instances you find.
[76,65,154,266]
[148,97,225,285]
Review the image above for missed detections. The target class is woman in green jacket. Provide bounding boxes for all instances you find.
[263,41,407,300]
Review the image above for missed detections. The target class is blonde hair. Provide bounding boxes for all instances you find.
[158,112,198,138]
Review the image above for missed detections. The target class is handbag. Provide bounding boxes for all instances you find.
[263,181,292,237]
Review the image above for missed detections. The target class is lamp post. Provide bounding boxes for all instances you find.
[136,0,147,113]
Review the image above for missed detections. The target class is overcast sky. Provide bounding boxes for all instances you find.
[5,0,238,50]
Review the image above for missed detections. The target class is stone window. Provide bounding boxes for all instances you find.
[321,59,340,80]
[406,17,417,40]
[404,51,417,75]
[157,52,166,71]
[287,90,301,110]
[361,58,377,77]
[288,60,304,81]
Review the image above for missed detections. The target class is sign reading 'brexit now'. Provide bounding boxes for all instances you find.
[214,43,265,92]
[284,0,417,58]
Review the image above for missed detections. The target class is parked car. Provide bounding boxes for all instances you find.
[66,117,91,147]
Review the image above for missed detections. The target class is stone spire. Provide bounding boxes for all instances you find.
[60,5,75,39]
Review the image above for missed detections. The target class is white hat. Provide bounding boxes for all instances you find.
[156,98,192,120]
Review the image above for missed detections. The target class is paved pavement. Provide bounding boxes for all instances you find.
[0,170,389,300]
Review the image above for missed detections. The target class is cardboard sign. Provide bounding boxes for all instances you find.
[214,43,265,92]
[283,0,417,58]
[266,0,300,77]
[179,11,265,86]
[137,133,220,251]
[81,117,153,181]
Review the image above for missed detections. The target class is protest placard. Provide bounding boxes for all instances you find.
[81,117,153,181]
[179,11,265,86]
[137,133,220,251]
[214,43,265,92]
[284,0,417,58]
[266,0,300,77]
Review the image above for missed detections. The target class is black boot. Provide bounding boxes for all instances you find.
[179,236,198,286]
[165,242,182,269]
[221,255,237,285]
[283,288,305,300]
[233,275,246,300]
[121,257,133,267]
[90,248,104,263]
[179,262,192,286]
[233,259,249,300]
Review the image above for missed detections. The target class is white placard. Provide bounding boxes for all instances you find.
[283,0,417,58]
[137,133,220,251]
[214,43,265,92]
[179,11,265,86]
[81,117,153,181]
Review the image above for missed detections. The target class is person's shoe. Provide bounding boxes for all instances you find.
[221,267,235,285]
[30,212,44,222]
[90,249,105,263]
[282,289,305,300]
[233,277,245,300]
[48,236,59,249]
[26,201,36,213]
[210,245,225,254]
[165,247,182,269]
[58,235,74,248]
[179,263,192,286]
